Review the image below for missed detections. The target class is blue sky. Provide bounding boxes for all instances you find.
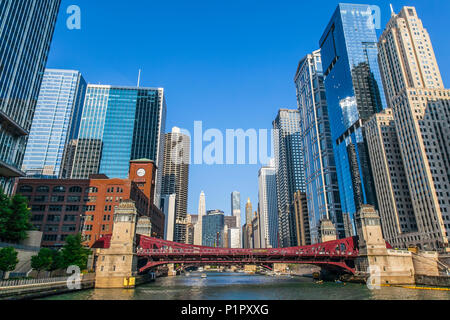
[47,0,450,219]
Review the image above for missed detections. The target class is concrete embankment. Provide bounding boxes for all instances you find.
[0,276,95,300]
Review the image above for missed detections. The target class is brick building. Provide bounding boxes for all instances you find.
[16,160,165,248]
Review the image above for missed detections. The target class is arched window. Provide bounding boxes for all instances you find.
[69,186,82,193]
[18,185,33,193]
[36,186,50,193]
[53,186,66,193]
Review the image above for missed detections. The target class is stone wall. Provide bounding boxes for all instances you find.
[415,275,450,287]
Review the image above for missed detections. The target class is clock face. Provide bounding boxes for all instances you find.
[137,168,146,177]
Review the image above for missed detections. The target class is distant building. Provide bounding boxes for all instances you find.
[202,210,225,247]
[161,127,190,243]
[258,159,278,248]
[252,211,261,249]
[161,194,176,242]
[231,191,242,247]
[273,109,305,247]
[22,69,87,178]
[185,214,197,245]
[194,191,206,245]
[228,227,241,249]
[0,0,61,194]
[292,191,311,246]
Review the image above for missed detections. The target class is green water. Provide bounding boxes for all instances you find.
[41,272,450,300]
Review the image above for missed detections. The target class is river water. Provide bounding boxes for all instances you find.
[42,272,450,300]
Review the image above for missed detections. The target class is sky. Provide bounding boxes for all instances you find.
[47,0,450,220]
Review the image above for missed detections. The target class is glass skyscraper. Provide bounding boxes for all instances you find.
[273,109,305,247]
[295,50,345,243]
[71,85,166,206]
[202,210,225,247]
[22,69,86,178]
[319,3,387,231]
[0,0,61,193]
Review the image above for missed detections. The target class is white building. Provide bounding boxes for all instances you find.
[194,191,206,245]
[228,227,241,249]
[162,194,176,241]
[258,159,278,248]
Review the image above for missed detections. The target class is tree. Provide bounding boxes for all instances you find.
[60,234,91,270]
[0,189,32,243]
[0,247,19,279]
[0,188,12,240]
[31,248,54,277]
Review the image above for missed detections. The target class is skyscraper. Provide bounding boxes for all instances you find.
[202,210,225,247]
[319,3,387,231]
[295,49,345,243]
[243,198,253,248]
[373,6,449,250]
[22,69,87,178]
[70,85,166,207]
[0,0,61,193]
[231,191,242,248]
[194,191,206,246]
[273,109,305,247]
[161,127,190,243]
[258,159,278,248]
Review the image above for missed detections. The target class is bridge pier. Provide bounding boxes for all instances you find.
[95,201,138,289]
[354,205,440,285]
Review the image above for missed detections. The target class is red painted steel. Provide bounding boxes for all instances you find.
[135,236,360,274]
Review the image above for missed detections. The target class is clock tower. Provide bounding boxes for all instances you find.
[129,159,157,203]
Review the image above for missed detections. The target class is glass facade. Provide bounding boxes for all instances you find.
[295,50,345,243]
[0,0,61,192]
[273,109,305,247]
[71,86,166,180]
[202,210,225,247]
[319,3,387,231]
[22,70,86,178]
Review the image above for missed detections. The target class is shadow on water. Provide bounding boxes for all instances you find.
[41,272,450,300]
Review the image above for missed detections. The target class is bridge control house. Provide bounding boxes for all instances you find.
[15,160,165,248]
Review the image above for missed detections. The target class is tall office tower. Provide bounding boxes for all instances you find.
[22,70,87,178]
[70,85,166,206]
[273,109,305,247]
[245,198,253,226]
[60,139,78,178]
[161,194,176,241]
[0,0,61,193]
[161,127,190,243]
[185,214,197,245]
[319,3,387,231]
[292,191,311,246]
[295,50,344,243]
[366,109,418,248]
[231,191,241,229]
[376,6,449,250]
[194,191,206,245]
[252,210,261,249]
[202,210,225,247]
[258,159,279,248]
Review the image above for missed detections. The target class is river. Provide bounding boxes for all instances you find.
[41,272,450,300]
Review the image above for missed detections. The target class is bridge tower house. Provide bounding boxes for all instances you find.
[95,200,138,289]
[355,205,416,285]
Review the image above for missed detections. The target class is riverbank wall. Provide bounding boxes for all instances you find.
[0,274,95,300]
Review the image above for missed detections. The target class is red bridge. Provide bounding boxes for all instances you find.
[134,235,363,274]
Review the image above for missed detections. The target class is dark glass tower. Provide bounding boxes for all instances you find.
[0,0,61,193]
[319,3,387,232]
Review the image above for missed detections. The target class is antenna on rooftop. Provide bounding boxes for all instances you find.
[390,3,395,16]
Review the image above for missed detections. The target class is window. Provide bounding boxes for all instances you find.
[31,215,44,222]
[44,225,59,232]
[36,186,50,193]
[47,215,61,222]
[69,186,83,193]
[65,205,79,212]
[31,205,46,212]
[34,195,47,202]
[68,196,81,203]
[18,185,33,193]
[53,186,66,193]
[64,215,77,222]
[61,225,76,232]
[51,196,65,202]
[87,187,98,194]
[49,205,63,212]
[43,235,58,242]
